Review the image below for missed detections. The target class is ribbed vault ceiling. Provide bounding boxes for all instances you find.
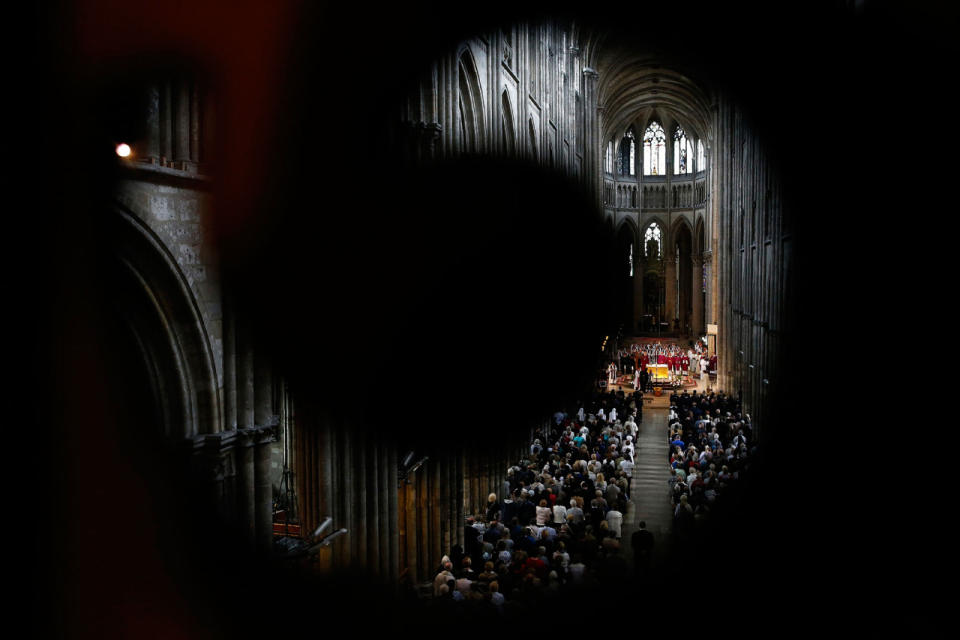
[592,37,713,145]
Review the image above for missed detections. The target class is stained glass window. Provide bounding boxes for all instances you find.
[643,121,665,176]
[644,223,662,258]
[697,139,705,172]
[628,242,634,277]
[674,125,692,175]
[606,141,613,173]
[619,129,636,176]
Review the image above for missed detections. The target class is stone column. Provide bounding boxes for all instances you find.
[222,300,237,431]
[253,427,275,552]
[633,254,644,331]
[189,80,200,162]
[664,246,677,330]
[158,80,173,162]
[197,432,232,525]
[236,430,256,546]
[387,445,399,586]
[173,78,191,163]
[692,254,704,336]
[146,83,160,160]
[583,66,601,211]
[237,321,255,430]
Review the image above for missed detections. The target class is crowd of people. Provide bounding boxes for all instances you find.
[666,388,754,540]
[607,338,717,391]
[424,354,758,620]
[427,389,647,617]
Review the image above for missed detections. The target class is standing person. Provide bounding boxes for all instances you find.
[605,505,623,539]
[552,499,567,529]
[640,366,650,394]
[630,521,655,577]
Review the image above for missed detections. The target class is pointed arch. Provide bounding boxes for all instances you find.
[106,205,222,439]
[528,117,538,160]
[458,49,485,154]
[615,215,640,244]
[500,90,515,154]
[695,215,706,254]
[671,214,694,241]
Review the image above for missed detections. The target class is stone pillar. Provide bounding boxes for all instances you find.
[633,255,644,332]
[237,430,256,546]
[692,254,704,336]
[664,246,677,330]
[254,352,272,427]
[159,80,173,161]
[174,78,191,163]
[377,443,389,577]
[253,430,275,552]
[189,81,200,162]
[583,66,601,211]
[387,445,399,586]
[222,301,237,431]
[237,322,255,430]
[197,433,231,524]
[367,443,380,575]
[146,83,160,160]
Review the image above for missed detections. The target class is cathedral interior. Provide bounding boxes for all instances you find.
[25,0,954,635]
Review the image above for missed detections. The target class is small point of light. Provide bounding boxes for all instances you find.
[116,143,131,158]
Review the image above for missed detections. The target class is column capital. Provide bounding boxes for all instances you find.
[701,249,713,264]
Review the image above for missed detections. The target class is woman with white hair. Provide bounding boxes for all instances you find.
[485,493,501,522]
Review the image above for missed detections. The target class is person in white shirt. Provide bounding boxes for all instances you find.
[622,435,635,462]
[568,559,586,584]
[552,502,567,527]
[535,500,551,526]
[605,507,623,539]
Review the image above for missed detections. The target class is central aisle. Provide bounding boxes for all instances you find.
[619,405,672,571]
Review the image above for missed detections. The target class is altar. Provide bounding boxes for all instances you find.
[647,363,670,381]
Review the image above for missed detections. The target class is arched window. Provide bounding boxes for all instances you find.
[644,222,662,258]
[697,139,705,172]
[628,242,634,277]
[673,125,692,175]
[606,140,614,173]
[619,129,636,176]
[643,121,665,176]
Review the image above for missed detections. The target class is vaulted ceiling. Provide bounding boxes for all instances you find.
[590,35,713,146]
